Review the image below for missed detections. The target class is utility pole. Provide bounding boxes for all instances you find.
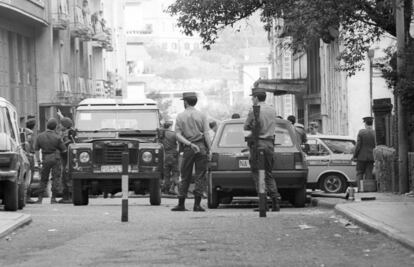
[395,0,409,193]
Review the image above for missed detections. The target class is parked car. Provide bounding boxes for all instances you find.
[208,118,308,208]
[0,97,31,211]
[304,135,357,193]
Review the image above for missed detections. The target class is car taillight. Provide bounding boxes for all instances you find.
[294,152,306,169]
[0,154,15,167]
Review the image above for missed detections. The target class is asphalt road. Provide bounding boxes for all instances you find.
[0,197,413,267]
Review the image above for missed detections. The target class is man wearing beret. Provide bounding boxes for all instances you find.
[244,87,280,211]
[353,116,376,186]
[34,118,67,204]
[171,92,211,211]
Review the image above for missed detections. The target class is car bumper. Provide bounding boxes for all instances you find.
[209,170,308,190]
[71,172,161,180]
[0,170,18,181]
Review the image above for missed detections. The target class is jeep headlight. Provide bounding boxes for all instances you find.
[142,151,152,163]
[79,152,90,163]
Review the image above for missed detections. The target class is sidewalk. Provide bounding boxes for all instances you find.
[0,211,31,239]
[313,191,414,250]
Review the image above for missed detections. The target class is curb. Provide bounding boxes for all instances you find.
[0,214,32,239]
[335,204,414,251]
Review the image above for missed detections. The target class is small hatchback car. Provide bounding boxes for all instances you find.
[0,97,31,211]
[208,118,308,208]
[304,135,357,193]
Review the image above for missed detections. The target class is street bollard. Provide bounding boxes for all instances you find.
[258,148,266,218]
[121,151,129,222]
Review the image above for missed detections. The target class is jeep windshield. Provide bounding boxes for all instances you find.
[75,110,159,131]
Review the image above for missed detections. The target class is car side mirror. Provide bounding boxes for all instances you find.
[301,144,309,153]
[20,131,26,143]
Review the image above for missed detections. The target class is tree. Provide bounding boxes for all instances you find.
[146,91,172,121]
[167,0,412,76]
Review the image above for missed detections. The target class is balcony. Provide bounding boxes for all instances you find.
[51,0,69,29]
[70,5,92,40]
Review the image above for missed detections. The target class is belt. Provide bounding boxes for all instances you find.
[258,137,274,141]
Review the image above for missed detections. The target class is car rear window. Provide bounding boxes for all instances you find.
[218,122,294,147]
[320,138,355,154]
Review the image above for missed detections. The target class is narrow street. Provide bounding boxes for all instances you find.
[0,197,413,267]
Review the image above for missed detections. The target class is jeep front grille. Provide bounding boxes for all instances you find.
[93,143,138,164]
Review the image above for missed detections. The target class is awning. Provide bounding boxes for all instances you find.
[253,79,307,96]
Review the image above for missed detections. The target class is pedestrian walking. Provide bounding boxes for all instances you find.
[171,92,211,212]
[160,120,179,195]
[353,116,376,185]
[244,87,280,212]
[34,118,67,204]
[287,115,307,144]
[58,117,76,203]
[208,121,218,142]
[25,115,37,204]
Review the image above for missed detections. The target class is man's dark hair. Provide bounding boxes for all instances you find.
[26,119,36,130]
[209,121,217,129]
[256,93,266,102]
[287,115,296,124]
[185,97,197,106]
[231,113,240,119]
[365,120,373,126]
[46,118,58,130]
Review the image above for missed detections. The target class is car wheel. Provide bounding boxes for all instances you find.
[73,180,89,206]
[293,186,306,208]
[4,181,18,211]
[320,173,347,193]
[149,179,161,206]
[18,183,26,209]
[207,182,219,209]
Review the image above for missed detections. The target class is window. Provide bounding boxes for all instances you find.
[218,123,247,147]
[5,108,16,141]
[274,123,294,147]
[321,138,355,154]
[259,67,268,79]
[305,139,329,156]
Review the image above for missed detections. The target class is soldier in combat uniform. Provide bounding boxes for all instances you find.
[244,87,280,212]
[58,117,76,203]
[34,118,67,204]
[160,120,179,195]
[171,92,211,212]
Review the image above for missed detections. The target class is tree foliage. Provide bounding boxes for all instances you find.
[167,0,412,75]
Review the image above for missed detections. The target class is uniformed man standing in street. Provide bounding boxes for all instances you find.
[171,92,211,212]
[25,116,37,204]
[244,87,280,212]
[353,116,376,184]
[160,120,179,195]
[34,118,67,204]
[58,117,76,203]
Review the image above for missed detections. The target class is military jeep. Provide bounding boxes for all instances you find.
[69,98,164,206]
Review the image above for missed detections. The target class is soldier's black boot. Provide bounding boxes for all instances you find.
[193,196,205,212]
[272,197,280,212]
[171,197,187,211]
[50,193,57,204]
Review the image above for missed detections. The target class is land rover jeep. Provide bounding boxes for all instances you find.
[69,98,164,206]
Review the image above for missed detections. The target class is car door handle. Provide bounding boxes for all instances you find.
[321,159,330,162]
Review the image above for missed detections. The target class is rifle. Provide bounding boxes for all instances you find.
[251,105,261,163]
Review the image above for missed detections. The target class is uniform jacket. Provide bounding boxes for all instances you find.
[243,102,277,139]
[353,128,376,161]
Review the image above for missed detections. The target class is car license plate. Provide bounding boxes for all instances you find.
[101,165,122,173]
[239,159,250,168]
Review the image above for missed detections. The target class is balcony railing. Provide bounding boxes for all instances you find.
[51,0,69,29]
[70,5,92,39]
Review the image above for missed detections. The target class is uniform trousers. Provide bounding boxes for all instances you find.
[178,141,208,198]
[249,139,279,198]
[163,152,179,191]
[356,160,374,182]
[40,153,62,196]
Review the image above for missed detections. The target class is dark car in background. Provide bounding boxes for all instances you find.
[208,118,308,208]
[0,97,31,211]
